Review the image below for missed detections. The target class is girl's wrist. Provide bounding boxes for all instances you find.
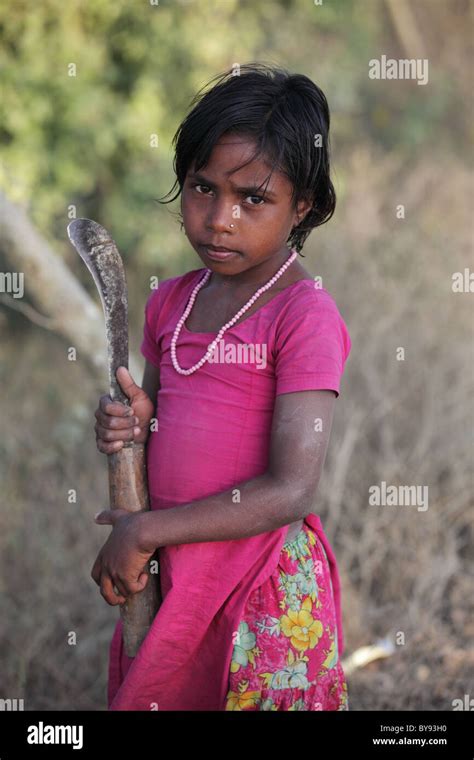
[136,509,162,554]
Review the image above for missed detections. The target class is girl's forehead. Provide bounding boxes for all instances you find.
[188,139,285,188]
[194,132,269,168]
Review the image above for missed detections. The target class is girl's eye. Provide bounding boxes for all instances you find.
[193,183,212,195]
[246,195,265,206]
[191,184,265,206]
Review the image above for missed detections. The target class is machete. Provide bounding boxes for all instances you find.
[67,218,161,657]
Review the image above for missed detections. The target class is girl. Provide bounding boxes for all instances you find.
[93,63,351,711]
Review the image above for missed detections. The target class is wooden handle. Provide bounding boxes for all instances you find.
[108,442,162,657]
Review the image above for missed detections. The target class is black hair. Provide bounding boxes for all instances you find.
[155,62,336,256]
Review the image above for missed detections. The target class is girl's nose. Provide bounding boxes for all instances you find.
[206,199,237,232]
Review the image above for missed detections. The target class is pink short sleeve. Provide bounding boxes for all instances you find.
[274,290,351,398]
[140,287,163,368]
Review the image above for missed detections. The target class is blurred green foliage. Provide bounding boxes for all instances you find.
[0,0,469,281]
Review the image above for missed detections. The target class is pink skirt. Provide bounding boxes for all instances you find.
[225,520,349,710]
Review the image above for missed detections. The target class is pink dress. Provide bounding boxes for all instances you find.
[107,267,352,711]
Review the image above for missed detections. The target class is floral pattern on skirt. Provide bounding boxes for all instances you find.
[225,521,349,711]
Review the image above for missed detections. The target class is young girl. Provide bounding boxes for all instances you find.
[93,63,351,711]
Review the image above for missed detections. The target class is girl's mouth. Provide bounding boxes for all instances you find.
[202,246,239,261]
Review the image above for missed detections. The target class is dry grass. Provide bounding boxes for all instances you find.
[319,151,474,709]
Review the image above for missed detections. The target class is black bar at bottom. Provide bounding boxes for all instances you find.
[0,709,471,757]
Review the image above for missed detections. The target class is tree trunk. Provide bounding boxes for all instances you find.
[0,191,141,381]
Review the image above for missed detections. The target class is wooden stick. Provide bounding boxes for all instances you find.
[108,442,162,657]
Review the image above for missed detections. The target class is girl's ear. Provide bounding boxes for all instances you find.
[293,198,313,228]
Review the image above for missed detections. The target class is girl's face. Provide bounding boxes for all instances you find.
[181,133,311,282]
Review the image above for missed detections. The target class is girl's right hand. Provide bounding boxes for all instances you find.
[94,366,155,454]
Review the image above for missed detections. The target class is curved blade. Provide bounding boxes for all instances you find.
[67,218,129,405]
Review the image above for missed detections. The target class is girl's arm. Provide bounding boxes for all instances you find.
[136,389,337,550]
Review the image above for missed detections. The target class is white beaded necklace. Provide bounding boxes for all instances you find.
[171,248,298,375]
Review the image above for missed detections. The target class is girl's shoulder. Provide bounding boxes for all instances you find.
[272,280,352,362]
[276,278,347,322]
[144,267,204,313]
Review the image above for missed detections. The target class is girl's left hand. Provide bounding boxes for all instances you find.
[91,509,154,606]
